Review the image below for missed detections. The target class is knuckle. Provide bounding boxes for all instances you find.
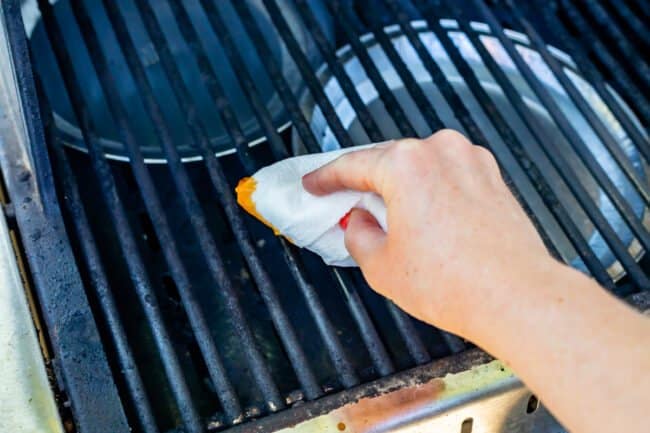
[388,139,427,172]
[390,138,424,158]
[392,138,423,154]
[474,146,498,168]
[473,145,490,158]
[427,129,475,159]
[429,128,466,145]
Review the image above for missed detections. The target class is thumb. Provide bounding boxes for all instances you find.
[344,209,386,270]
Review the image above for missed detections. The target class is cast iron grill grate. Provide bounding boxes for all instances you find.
[3,0,648,432]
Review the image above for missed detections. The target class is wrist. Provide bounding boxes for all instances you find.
[457,256,573,343]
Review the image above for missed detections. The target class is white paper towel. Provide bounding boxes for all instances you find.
[236,143,388,266]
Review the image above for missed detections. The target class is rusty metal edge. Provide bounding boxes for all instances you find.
[226,349,493,432]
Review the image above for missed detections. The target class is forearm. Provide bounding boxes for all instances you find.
[465,259,650,433]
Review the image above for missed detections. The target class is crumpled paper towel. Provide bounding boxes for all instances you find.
[236,143,389,266]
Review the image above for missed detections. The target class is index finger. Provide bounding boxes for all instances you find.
[302,146,387,196]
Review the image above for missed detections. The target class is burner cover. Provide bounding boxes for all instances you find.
[24,0,330,162]
[295,20,650,281]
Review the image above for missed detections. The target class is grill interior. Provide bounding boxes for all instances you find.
[7,0,650,432]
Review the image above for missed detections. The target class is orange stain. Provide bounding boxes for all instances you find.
[339,379,446,433]
[235,177,281,235]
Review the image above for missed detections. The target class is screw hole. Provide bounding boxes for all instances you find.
[460,417,473,433]
[526,395,539,414]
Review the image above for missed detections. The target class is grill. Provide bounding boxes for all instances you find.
[0,0,648,432]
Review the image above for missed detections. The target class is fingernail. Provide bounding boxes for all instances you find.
[339,210,352,230]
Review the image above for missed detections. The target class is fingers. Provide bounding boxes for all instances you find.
[302,132,494,197]
[344,208,386,270]
[302,147,386,196]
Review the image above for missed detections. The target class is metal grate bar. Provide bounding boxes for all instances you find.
[291,0,450,362]
[409,0,616,289]
[324,2,418,137]
[430,0,648,289]
[109,0,286,413]
[629,0,650,19]
[537,4,650,163]
[385,301,431,363]
[165,0,324,402]
[469,0,650,289]
[360,0,572,344]
[319,0,468,358]
[378,0,561,257]
[160,2,254,170]
[432,0,633,287]
[197,0,361,390]
[572,0,650,92]
[602,0,650,51]
[45,117,158,433]
[261,0,354,149]
[274,0,455,365]
[361,2,445,132]
[71,0,250,423]
[505,2,650,205]
[332,269,395,375]
[291,0,384,143]
[232,0,396,376]
[558,0,650,127]
[35,1,204,431]
[280,241,361,386]
[441,331,467,354]
[200,0,322,155]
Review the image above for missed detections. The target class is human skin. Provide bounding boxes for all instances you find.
[302,129,650,433]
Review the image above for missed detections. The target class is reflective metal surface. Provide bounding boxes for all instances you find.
[296,20,650,281]
[277,359,565,433]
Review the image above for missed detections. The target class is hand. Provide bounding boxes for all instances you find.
[305,130,650,433]
[303,129,556,337]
